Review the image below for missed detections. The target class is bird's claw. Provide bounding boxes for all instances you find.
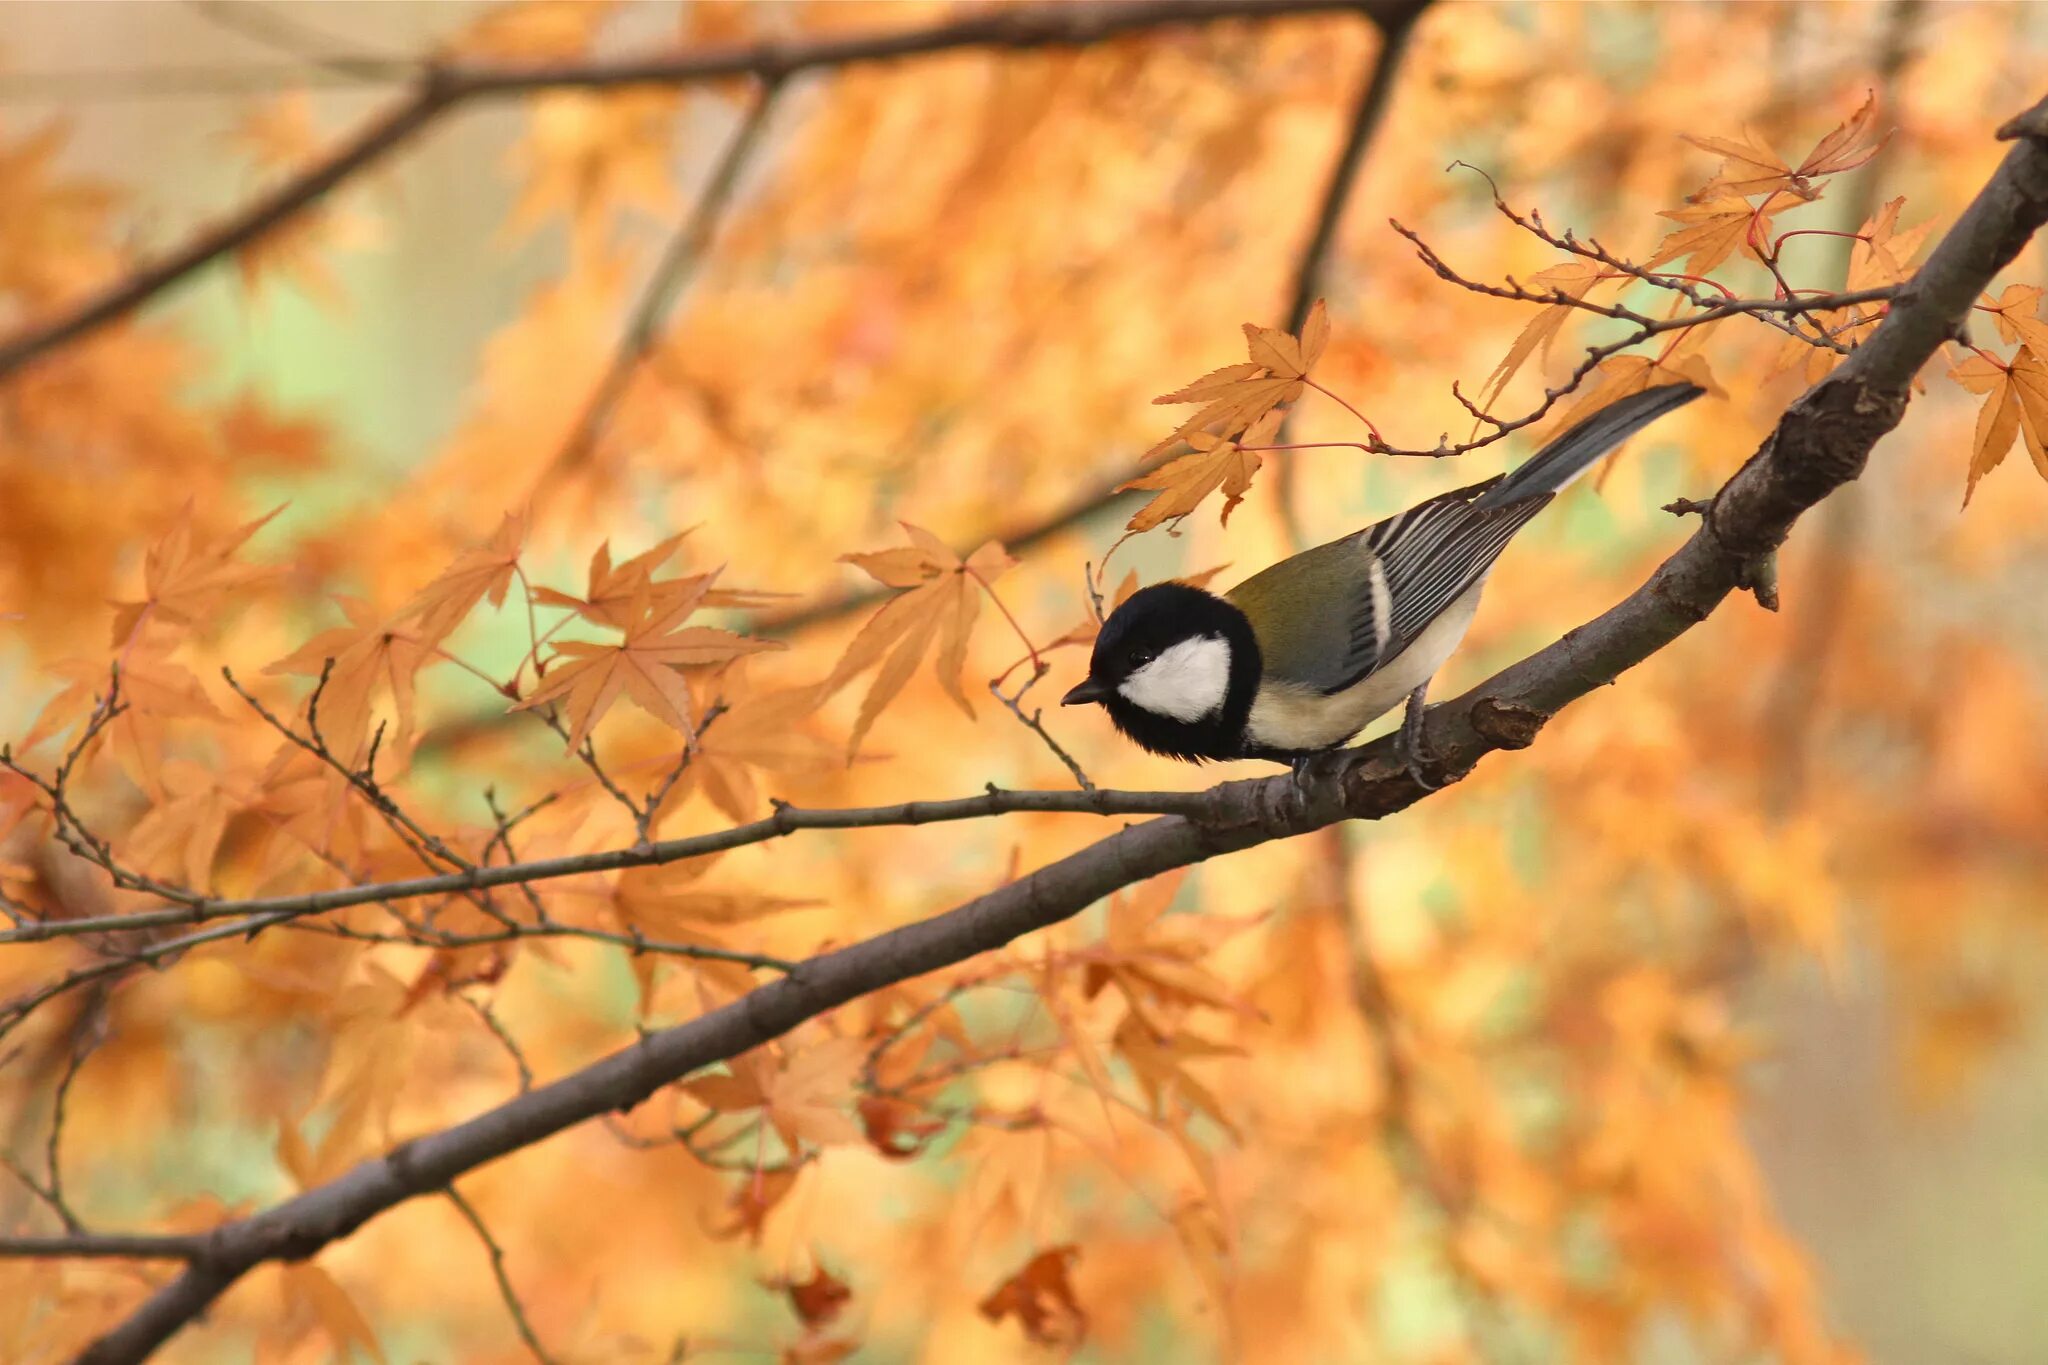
[1290,748,1346,798]
[1398,684,1443,791]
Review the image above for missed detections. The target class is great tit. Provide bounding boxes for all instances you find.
[1061,381,1702,781]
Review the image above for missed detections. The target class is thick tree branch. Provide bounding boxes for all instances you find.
[0,0,1417,385]
[68,94,2048,1365]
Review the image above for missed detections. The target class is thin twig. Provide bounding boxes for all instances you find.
[543,77,787,487]
[1269,0,1426,546]
[446,1184,558,1365]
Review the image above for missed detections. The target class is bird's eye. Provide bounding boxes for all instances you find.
[1131,648,1156,668]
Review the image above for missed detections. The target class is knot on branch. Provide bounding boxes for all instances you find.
[1468,698,1548,751]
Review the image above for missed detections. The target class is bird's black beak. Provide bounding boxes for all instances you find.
[1061,677,1110,707]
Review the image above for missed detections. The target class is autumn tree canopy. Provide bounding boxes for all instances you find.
[4,3,2048,1363]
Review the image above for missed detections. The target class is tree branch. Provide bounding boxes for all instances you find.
[1271,0,1425,546]
[68,92,2048,1365]
[0,786,1216,947]
[0,0,1418,385]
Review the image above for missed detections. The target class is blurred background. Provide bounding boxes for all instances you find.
[2,2,2047,1362]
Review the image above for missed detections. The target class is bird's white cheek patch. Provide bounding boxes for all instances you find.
[1118,636,1231,722]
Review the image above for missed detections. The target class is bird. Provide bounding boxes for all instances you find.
[1060,381,1702,784]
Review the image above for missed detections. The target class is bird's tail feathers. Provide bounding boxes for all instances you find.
[1472,382,1703,511]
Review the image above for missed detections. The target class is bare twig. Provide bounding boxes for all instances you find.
[543,78,787,487]
[991,674,1096,792]
[446,1184,558,1365]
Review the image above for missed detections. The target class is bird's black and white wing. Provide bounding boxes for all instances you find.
[1224,383,1703,697]
[1225,479,1544,696]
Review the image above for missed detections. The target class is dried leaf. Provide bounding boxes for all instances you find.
[979,1245,1087,1347]
[111,505,280,645]
[1951,346,2048,505]
[828,526,1016,758]
[1120,408,1281,532]
[513,575,780,750]
[1143,299,1327,460]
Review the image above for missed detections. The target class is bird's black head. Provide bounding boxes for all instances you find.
[1060,582,1262,763]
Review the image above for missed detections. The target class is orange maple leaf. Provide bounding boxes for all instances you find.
[1647,195,1775,275]
[1120,408,1280,532]
[651,677,833,825]
[267,599,435,766]
[25,643,222,797]
[979,1245,1087,1347]
[399,510,528,649]
[1981,283,2048,357]
[1951,346,2048,506]
[1475,260,1603,411]
[828,525,1017,758]
[530,533,788,630]
[513,573,780,750]
[111,505,280,645]
[1684,91,1887,201]
[682,1037,868,1151]
[611,861,811,944]
[1143,297,1328,460]
[1080,870,1257,1022]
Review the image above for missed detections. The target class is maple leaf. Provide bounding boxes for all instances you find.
[122,759,260,889]
[611,861,810,944]
[1981,283,2048,357]
[530,533,788,630]
[1778,198,1934,384]
[111,505,280,645]
[1475,261,1603,412]
[1143,298,1328,460]
[509,89,679,236]
[398,510,527,649]
[978,1245,1087,1347]
[1684,91,1887,201]
[1532,340,1719,449]
[1121,406,1283,532]
[278,1263,388,1365]
[267,600,435,766]
[1080,870,1256,1023]
[1849,198,1936,295]
[652,678,833,825]
[682,1038,868,1151]
[231,92,323,172]
[777,1265,853,1330]
[513,574,780,751]
[705,1165,799,1243]
[1647,195,1775,275]
[1111,1009,1242,1139]
[1950,346,2048,506]
[857,1094,948,1161]
[25,644,222,796]
[448,0,615,60]
[828,525,1017,758]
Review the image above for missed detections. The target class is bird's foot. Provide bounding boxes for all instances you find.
[1397,683,1443,791]
[1290,748,1349,799]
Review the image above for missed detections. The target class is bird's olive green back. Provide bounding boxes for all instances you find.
[1225,535,1382,694]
